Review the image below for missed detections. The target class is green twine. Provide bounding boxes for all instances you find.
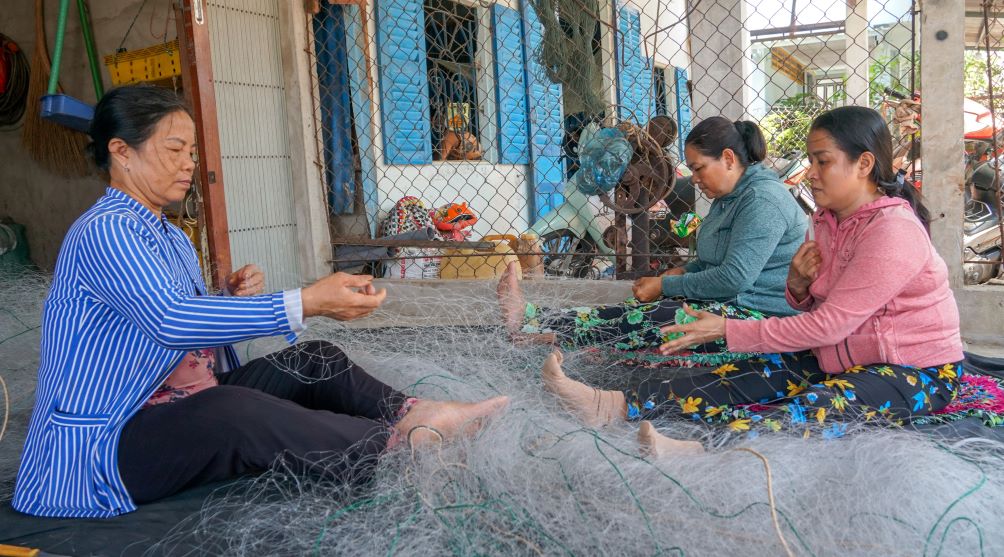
[386,497,423,556]
[526,0,606,116]
[922,442,990,557]
[934,517,984,557]
[525,424,814,555]
[314,492,401,555]
[592,434,663,554]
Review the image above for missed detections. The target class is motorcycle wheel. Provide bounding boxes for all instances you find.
[963,247,1001,285]
[540,230,599,278]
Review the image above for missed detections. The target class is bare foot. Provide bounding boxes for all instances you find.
[497,261,526,334]
[394,396,510,448]
[638,421,705,457]
[542,350,626,427]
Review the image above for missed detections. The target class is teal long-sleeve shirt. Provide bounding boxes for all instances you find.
[662,163,807,316]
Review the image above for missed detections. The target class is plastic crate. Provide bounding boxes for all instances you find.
[103,39,181,86]
[439,239,520,279]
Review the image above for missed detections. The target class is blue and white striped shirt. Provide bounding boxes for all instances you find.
[13,187,302,517]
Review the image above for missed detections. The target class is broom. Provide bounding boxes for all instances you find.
[21,0,91,178]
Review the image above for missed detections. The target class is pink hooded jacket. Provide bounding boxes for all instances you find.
[725,196,964,373]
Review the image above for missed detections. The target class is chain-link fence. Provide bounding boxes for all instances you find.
[297,0,1001,284]
[962,1,1004,285]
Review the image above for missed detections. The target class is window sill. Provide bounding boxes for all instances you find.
[428,160,522,166]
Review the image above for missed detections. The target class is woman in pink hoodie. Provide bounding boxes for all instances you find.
[539,106,965,453]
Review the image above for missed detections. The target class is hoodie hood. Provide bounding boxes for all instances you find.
[722,163,778,200]
[815,195,912,233]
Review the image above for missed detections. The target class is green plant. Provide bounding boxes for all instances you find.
[964,51,1004,115]
[869,53,913,107]
[760,93,825,157]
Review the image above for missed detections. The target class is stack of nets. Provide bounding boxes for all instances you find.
[3,275,1004,555]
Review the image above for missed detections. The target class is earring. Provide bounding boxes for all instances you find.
[125,165,130,173]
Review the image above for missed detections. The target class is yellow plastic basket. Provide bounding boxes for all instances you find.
[103,39,181,86]
[439,239,521,279]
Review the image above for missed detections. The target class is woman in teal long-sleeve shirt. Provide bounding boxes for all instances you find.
[498,117,807,367]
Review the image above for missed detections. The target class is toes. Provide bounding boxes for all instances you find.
[542,354,563,381]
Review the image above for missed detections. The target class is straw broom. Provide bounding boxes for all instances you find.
[21,0,91,178]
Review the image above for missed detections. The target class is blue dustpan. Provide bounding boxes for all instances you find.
[40,94,94,134]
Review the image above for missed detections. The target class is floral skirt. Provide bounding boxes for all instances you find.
[623,351,963,438]
[522,297,766,367]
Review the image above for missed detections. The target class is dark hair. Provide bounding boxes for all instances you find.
[87,85,193,171]
[809,106,930,230]
[684,116,767,166]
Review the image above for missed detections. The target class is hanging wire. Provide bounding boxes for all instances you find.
[115,0,153,55]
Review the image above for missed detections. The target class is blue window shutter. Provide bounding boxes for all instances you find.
[615,4,654,122]
[491,4,530,165]
[375,0,432,165]
[522,2,564,221]
[674,66,693,156]
[313,3,356,214]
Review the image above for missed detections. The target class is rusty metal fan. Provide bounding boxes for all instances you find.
[598,120,676,215]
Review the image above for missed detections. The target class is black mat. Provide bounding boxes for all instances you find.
[0,482,237,557]
[1,352,1002,556]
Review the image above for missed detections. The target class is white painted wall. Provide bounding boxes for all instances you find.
[352,0,533,237]
[344,0,691,239]
[627,0,690,71]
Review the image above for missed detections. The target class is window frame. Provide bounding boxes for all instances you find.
[422,0,498,164]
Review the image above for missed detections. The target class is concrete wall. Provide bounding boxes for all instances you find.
[629,0,690,71]
[0,0,174,270]
[688,0,753,121]
[920,0,1004,347]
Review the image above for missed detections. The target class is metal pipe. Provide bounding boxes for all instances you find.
[77,0,104,99]
[46,0,72,95]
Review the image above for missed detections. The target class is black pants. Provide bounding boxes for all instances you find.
[623,351,963,434]
[118,340,407,503]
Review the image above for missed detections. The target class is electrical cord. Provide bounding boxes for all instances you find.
[0,32,30,128]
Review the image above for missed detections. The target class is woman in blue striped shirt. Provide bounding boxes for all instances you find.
[12,85,507,518]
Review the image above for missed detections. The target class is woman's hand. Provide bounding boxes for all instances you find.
[787,241,822,300]
[660,267,686,277]
[632,276,664,302]
[226,264,265,296]
[658,304,726,355]
[301,273,387,321]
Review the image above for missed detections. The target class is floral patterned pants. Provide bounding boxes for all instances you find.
[624,351,963,437]
[522,298,768,367]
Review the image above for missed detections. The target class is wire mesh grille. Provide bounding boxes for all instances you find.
[292,0,1003,283]
[962,0,1004,285]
